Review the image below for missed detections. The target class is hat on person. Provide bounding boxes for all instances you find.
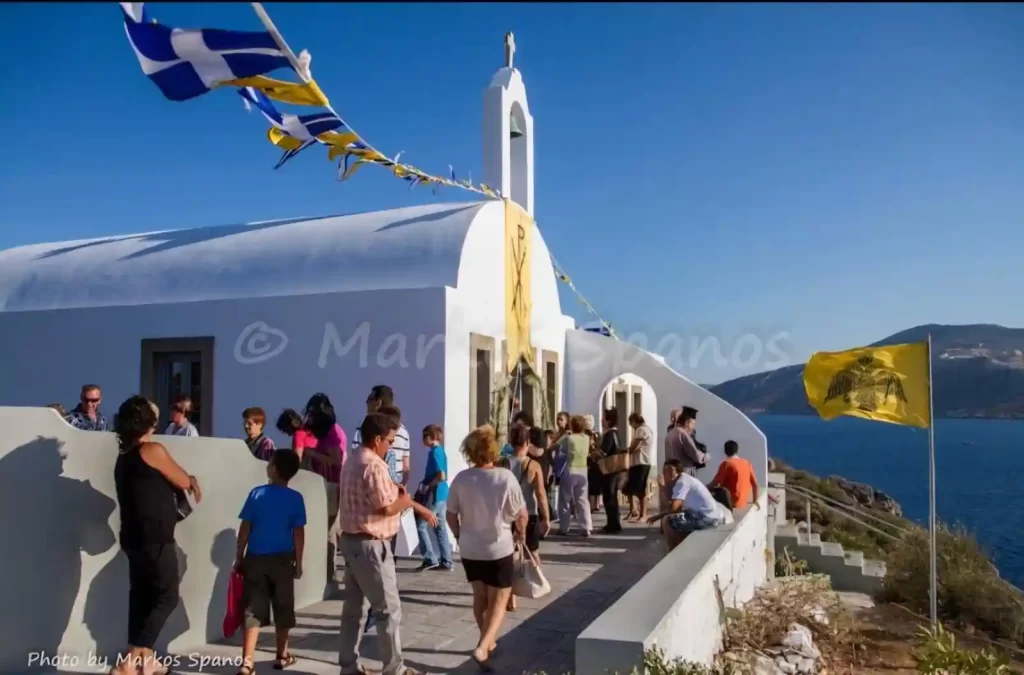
[680,406,698,421]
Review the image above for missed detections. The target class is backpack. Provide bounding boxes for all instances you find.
[709,485,734,511]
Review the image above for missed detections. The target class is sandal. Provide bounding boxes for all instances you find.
[273,653,297,670]
[237,659,256,675]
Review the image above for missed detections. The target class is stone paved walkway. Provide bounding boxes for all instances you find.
[175,512,663,675]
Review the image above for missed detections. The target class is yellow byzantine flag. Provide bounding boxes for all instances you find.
[803,342,931,428]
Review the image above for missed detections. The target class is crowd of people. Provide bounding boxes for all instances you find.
[51,382,761,675]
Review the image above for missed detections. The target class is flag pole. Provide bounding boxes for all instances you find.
[927,334,938,627]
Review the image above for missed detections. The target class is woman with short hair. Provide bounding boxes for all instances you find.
[446,425,527,670]
[553,415,593,537]
[111,396,201,675]
[165,395,198,436]
[242,407,276,461]
[583,414,603,513]
[624,412,653,522]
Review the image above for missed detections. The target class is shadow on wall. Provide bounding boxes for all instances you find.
[82,529,237,661]
[205,529,238,643]
[0,437,117,673]
[83,545,192,661]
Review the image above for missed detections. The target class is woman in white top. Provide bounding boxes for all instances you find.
[164,395,198,436]
[447,425,527,671]
[624,413,654,522]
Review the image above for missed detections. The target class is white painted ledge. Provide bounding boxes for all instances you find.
[575,497,768,674]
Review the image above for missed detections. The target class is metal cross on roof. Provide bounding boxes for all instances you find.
[504,32,515,69]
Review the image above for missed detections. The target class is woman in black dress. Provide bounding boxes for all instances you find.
[111,396,201,675]
[599,408,627,534]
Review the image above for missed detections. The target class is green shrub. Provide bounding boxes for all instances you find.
[883,525,1024,646]
[914,624,1012,674]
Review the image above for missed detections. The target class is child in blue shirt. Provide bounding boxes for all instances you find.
[414,424,453,571]
[234,450,307,674]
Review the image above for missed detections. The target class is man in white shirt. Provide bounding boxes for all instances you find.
[378,405,410,486]
[647,459,727,551]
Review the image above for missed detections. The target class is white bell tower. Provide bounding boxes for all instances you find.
[482,32,535,216]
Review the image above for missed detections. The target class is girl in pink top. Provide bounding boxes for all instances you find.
[302,393,346,584]
[276,409,318,465]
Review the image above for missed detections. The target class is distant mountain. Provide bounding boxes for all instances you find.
[710,324,1024,419]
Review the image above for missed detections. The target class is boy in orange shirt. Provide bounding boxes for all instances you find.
[711,440,760,510]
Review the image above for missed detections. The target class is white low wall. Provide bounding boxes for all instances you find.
[0,407,328,674]
[576,497,768,674]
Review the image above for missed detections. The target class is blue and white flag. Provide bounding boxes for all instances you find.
[238,86,344,168]
[120,3,294,102]
[238,86,343,141]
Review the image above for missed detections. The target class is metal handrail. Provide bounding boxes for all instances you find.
[775,481,912,537]
[770,477,909,536]
[789,487,903,543]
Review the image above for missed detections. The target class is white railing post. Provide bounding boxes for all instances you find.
[805,499,812,542]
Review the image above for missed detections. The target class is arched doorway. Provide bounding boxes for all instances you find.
[598,373,659,464]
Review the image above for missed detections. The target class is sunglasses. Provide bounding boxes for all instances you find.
[84,398,101,404]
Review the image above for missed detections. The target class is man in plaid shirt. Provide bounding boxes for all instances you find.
[337,413,435,675]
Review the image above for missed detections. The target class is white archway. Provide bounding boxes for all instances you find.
[597,372,659,466]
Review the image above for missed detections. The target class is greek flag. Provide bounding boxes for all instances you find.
[239,86,343,142]
[120,3,294,102]
[238,86,344,167]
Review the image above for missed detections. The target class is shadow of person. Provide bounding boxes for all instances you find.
[156,545,191,653]
[0,436,117,673]
[85,541,191,660]
[205,529,237,645]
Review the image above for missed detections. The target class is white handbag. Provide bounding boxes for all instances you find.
[511,543,551,599]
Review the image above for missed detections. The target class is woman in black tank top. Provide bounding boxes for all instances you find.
[111,396,201,675]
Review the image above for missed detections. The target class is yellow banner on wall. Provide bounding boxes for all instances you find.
[505,200,533,372]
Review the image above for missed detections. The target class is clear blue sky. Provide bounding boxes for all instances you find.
[1,3,1021,384]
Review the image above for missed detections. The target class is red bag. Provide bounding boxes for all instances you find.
[222,570,244,638]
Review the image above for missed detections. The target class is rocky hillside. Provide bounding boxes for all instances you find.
[711,323,1024,418]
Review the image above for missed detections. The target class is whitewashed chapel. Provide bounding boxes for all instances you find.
[0,39,767,553]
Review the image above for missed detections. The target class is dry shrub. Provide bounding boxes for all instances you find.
[882,525,1024,645]
[724,574,852,664]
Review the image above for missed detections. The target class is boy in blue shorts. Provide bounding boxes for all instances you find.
[235,450,306,674]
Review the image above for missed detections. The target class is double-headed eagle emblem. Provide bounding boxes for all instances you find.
[824,355,908,412]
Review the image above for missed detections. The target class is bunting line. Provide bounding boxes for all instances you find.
[547,250,618,340]
[117,3,615,334]
[247,3,501,197]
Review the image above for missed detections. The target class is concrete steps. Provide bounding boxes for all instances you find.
[774,521,886,596]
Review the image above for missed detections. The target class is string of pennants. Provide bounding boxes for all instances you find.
[548,252,618,339]
[117,2,502,198]
[117,1,618,338]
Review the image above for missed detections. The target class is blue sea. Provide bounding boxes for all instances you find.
[753,414,1024,587]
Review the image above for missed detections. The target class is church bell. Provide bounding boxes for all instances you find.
[509,114,524,139]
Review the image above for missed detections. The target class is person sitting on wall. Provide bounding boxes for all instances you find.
[710,440,761,510]
[647,459,727,551]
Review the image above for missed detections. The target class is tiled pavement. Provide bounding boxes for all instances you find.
[174,511,664,675]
